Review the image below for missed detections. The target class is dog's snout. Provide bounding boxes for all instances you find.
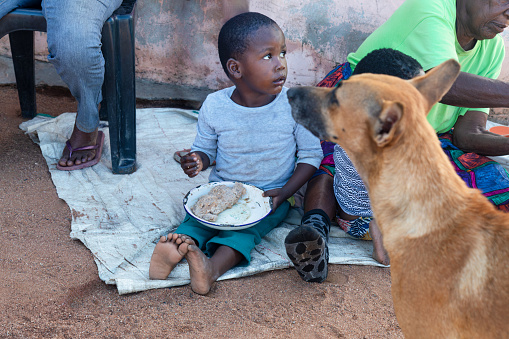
[288,86,313,101]
[287,87,299,102]
[286,86,331,141]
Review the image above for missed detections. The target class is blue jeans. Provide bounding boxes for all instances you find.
[0,0,123,133]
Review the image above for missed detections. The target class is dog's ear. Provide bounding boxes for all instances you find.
[409,59,460,111]
[373,101,403,147]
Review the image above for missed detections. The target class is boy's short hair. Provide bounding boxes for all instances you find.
[218,12,279,76]
[352,48,423,80]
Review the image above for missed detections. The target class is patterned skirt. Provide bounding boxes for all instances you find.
[439,131,509,211]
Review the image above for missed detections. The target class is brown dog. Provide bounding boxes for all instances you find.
[288,59,509,338]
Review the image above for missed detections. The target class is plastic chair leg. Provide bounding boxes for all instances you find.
[9,30,37,118]
[101,14,136,174]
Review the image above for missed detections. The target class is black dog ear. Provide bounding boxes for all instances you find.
[373,101,403,147]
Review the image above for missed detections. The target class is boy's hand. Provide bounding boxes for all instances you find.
[262,163,318,213]
[181,152,204,178]
[263,188,289,213]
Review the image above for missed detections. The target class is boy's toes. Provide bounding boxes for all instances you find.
[177,239,192,256]
[181,235,196,245]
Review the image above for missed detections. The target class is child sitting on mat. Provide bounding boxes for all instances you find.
[149,12,322,295]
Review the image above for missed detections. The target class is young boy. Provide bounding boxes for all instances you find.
[149,12,323,295]
[285,48,424,282]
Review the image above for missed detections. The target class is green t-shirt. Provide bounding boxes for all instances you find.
[347,0,505,133]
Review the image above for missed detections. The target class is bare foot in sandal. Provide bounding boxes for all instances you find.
[58,123,99,169]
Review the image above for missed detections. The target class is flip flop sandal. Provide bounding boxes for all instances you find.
[284,224,329,283]
[56,131,105,171]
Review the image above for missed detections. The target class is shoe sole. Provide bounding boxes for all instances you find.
[284,225,328,283]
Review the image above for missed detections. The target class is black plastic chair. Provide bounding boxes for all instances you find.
[0,5,136,174]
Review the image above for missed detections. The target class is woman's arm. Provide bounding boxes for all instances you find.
[440,72,509,108]
[452,110,509,156]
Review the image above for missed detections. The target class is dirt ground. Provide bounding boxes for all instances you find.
[0,84,402,338]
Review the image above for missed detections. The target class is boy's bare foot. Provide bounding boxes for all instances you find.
[58,124,99,168]
[369,220,390,265]
[180,237,216,295]
[149,233,186,280]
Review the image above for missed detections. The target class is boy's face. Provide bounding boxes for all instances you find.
[232,25,287,104]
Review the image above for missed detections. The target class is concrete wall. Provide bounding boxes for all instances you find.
[1,0,509,105]
[130,0,408,89]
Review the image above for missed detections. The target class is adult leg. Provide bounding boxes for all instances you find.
[42,0,122,169]
[0,0,40,18]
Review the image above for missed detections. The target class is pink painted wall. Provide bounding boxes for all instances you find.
[129,0,411,89]
[1,0,509,95]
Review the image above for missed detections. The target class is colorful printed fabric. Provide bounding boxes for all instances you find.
[313,62,353,177]
[333,144,372,217]
[316,62,352,88]
[439,131,509,211]
[337,216,373,240]
[312,140,337,178]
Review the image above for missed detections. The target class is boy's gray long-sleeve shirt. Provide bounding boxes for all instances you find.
[191,86,323,191]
